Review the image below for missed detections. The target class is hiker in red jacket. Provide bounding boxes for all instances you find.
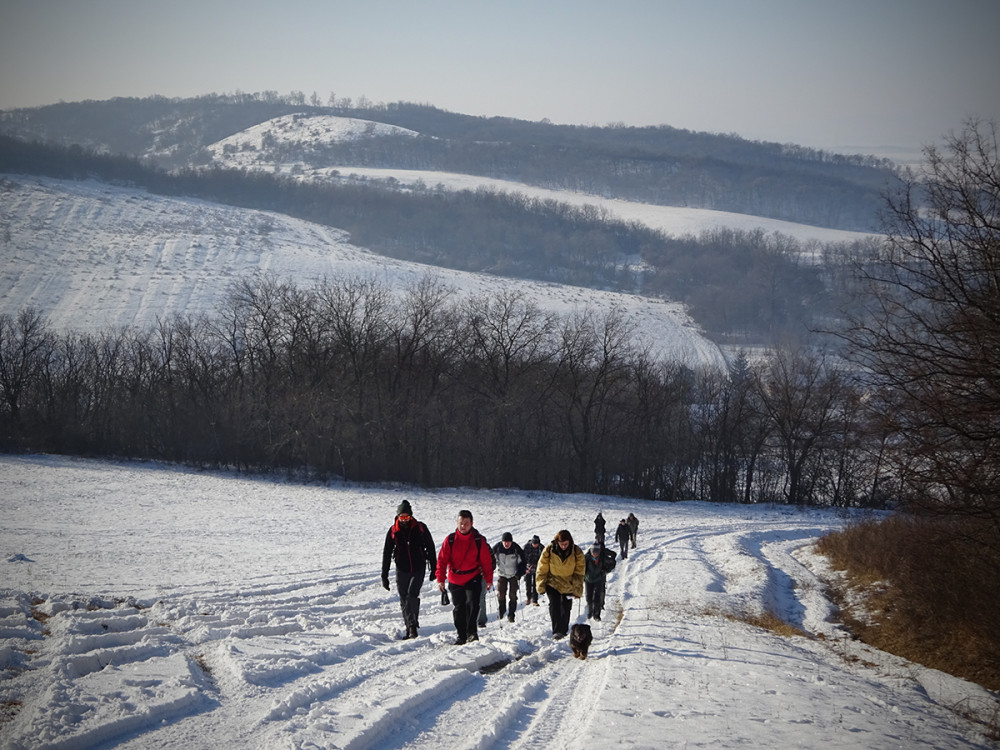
[436,509,494,645]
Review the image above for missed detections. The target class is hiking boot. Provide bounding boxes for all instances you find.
[468,632,479,642]
[593,614,601,621]
[507,614,515,623]
[453,636,467,645]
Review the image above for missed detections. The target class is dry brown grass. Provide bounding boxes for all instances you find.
[816,514,1000,692]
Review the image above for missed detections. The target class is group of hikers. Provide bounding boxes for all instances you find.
[382,501,639,645]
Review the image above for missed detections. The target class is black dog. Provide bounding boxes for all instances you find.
[570,623,593,659]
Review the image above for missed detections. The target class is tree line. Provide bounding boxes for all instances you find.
[0,277,888,507]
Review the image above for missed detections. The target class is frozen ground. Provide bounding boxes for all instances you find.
[1,454,996,749]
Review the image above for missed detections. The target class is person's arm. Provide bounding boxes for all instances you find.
[435,538,449,590]
[572,548,586,597]
[535,546,550,594]
[381,529,394,589]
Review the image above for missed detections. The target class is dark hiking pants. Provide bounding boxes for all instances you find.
[585,578,606,619]
[497,576,518,617]
[449,577,483,641]
[545,588,574,637]
[395,570,423,632]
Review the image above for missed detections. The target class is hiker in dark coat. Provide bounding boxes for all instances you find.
[627,512,639,548]
[492,532,526,623]
[381,499,436,639]
[584,543,617,621]
[523,535,543,605]
[594,512,607,547]
[436,509,494,645]
[615,518,631,560]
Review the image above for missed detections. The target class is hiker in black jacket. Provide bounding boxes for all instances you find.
[615,518,631,560]
[382,500,436,639]
[523,535,543,605]
[594,512,607,547]
[584,543,617,621]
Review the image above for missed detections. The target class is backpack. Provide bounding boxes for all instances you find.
[603,548,617,572]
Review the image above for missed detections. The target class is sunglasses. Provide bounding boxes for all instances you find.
[398,514,411,520]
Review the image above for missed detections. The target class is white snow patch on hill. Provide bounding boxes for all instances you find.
[205,113,418,167]
[0,174,725,368]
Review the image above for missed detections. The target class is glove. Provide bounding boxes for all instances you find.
[381,577,390,591]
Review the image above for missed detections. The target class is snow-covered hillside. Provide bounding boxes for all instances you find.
[0,174,725,369]
[205,114,878,248]
[1,454,995,749]
[204,114,419,168]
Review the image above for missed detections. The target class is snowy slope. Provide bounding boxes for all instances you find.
[204,113,879,247]
[204,114,419,168]
[1,454,996,749]
[0,174,725,369]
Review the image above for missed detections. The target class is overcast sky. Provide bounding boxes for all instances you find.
[2,0,997,159]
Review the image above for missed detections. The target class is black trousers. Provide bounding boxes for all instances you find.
[545,588,574,636]
[395,570,424,632]
[524,568,538,602]
[497,576,518,615]
[585,578,606,619]
[448,577,483,640]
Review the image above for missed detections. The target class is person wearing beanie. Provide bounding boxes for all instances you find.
[381,499,436,639]
[522,535,544,605]
[584,542,617,621]
[491,532,526,623]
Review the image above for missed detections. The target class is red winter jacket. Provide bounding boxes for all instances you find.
[436,528,494,588]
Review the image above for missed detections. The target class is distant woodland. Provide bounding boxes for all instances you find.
[0,280,884,508]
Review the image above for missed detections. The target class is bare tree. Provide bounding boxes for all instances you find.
[845,119,1000,522]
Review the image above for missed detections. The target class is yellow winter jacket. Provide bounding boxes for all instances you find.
[535,538,585,597]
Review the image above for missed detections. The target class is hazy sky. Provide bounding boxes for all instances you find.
[2,0,997,157]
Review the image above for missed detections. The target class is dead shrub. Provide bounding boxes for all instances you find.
[817,514,1000,691]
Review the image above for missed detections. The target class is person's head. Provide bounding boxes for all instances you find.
[502,531,513,548]
[620,519,627,524]
[457,509,473,534]
[555,529,574,550]
[531,535,540,546]
[590,544,601,557]
[396,500,413,523]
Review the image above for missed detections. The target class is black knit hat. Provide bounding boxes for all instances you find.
[502,532,513,542]
[396,500,413,516]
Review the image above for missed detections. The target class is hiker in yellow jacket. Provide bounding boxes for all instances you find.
[535,529,585,639]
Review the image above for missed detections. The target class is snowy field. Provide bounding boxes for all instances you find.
[2,454,996,749]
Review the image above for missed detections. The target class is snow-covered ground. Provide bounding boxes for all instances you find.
[0,174,725,369]
[2,454,996,749]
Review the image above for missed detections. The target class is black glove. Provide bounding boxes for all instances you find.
[381,577,390,591]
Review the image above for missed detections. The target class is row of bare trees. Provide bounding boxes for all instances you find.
[1,276,887,506]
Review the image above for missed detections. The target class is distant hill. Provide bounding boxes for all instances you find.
[0,93,900,231]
